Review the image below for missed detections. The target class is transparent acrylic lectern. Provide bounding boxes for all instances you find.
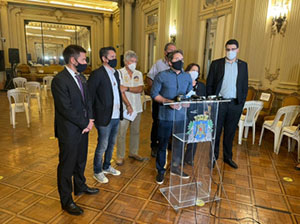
[160,99,229,210]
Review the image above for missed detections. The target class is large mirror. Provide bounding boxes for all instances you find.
[25,21,91,66]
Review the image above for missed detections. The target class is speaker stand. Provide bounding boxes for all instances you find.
[4,63,16,90]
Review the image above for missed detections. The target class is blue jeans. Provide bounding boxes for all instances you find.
[156,120,173,175]
[94,119,120,174]
[157,120,185,175]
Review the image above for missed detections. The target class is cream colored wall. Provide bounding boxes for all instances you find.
[129,0,299,93]
[234,0,300,93]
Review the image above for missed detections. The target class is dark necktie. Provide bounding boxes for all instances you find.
[75,74,85,100]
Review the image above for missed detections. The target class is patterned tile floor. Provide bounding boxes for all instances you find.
[0,91,299,224]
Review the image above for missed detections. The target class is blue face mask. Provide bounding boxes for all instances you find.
[75,60,87,73]
[226,51,237,60]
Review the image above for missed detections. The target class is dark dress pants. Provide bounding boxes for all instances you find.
[184,143,197,164]
[57,132,88,207]
[150,101,159,149]
[214,100,243,161]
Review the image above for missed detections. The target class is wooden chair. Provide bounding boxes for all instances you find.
[246,86,257,101]
[256,89,275,125]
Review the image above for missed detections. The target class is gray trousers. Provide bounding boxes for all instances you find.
[117,112,141,159]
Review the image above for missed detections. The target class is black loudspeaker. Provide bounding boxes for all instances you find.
[8,48,20,64]
[0,50,5,71]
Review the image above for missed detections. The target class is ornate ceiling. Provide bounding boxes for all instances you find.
[7,0,119,13]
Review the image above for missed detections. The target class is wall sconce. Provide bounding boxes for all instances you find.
[268,0,291,36]
[169,20,177,43]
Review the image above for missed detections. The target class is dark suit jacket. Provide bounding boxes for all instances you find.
[51,68,92,142]
[206,57,248,104]
[88,65,123,126]
[195,81,206,97]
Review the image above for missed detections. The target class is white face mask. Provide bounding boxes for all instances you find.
[128,63,136,72]
[226,51,237,60]
[189,71,198,81]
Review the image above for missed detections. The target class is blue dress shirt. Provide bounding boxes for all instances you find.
[151,69,193,121]
[219,60,238,99]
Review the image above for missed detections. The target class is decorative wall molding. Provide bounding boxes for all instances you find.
[265,67,280,85]
[0,0,8,7]
[136,0,157,8]
[199,0,233,20]
[202,0,232,10]
[53,9,63,22]
[277,81,300,92]
[248,79,262,89]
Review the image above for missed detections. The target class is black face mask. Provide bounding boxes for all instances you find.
[75,60,87,73]
[107,58,117,68]
[171,60,183,71]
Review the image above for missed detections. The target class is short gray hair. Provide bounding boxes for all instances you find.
[124,50,138,63]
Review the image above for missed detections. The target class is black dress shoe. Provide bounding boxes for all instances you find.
[151,147,157,158]
[185,160,194,166]
[224,159,238,169]
[63,202,83,216]
[75,187,99,196]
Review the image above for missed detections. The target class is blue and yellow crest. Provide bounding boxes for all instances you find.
[187,114,213,143]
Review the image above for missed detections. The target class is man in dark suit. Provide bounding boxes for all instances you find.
[88,47,123,184]
[51,45,99,216]
[206,39,248,169]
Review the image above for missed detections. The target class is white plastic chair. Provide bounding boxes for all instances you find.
[141,90,152,111]
[25,81,42,113]
[238,101,264,144]
[13,77,27,88]
[259,105,300,153]
[43,76,54,98]
[7,89,30,128]
[277,125,300,162]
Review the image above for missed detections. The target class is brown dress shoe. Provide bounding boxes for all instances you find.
[129,154,149,162]
[116,158,124,166]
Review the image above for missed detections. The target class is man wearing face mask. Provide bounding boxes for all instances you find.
[116,50,148,165]
[52,45,99,216]
[88,47,123,184]
[206,39,248,169]
[147,43,176,158]
[151,50,193,184]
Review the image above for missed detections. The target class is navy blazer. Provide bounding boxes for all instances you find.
[51,68,92,142]
[195,81,206,97]
[88,65,123,126]
[206,57,248,104]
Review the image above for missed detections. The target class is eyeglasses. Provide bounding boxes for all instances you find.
[225,48,237,52]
